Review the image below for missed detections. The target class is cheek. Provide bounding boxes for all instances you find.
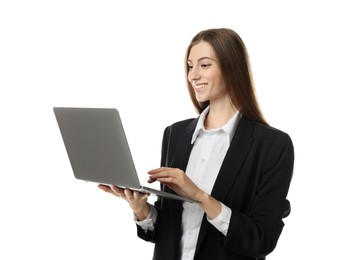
[210,75,225,90]
[187,71,192,82]
[213,77,228,95]
[205,68,222,81]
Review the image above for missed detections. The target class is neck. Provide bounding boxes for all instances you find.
[204,103,237,130]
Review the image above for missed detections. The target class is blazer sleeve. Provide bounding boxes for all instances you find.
[224,132,294,257]
[136,126,171,243]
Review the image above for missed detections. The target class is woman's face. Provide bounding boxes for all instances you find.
[187,41,227,105]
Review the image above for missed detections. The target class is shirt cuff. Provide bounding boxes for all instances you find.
[207,202,232,236]
[134,205,157,232]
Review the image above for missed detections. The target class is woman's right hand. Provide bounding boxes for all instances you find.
[98,184,151,221]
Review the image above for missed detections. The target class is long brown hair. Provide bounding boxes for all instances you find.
[185,28,268,125]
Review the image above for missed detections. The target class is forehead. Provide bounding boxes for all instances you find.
[188,41,216,62]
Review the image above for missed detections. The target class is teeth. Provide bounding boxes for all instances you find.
[194,83,205,90]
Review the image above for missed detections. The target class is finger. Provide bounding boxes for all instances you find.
[148,168,176,179]
[155,176,176,184]
[98,184,111,192]
[147,177,157,184]
[133,191,150,200]
[147,167,162,174]
[110,185,124,193]
[148,167,170,174]
[110,185,127,198]
[133,191,141,200]
[99,184,119,196]
[123,188,131,197]
[141,193,150,200]
[148,172,162,182]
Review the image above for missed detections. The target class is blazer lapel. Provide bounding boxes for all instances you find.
[195,117,255,254]
[166,118,197,258]
[170,118,198,171]
[211,117,254,200]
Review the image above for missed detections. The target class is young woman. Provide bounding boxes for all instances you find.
[99,28,294,260]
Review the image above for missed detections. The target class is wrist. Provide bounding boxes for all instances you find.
[196,190,209,204]
[196,191,222,220]
[133,203,151,221]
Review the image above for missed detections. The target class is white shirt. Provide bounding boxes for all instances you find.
[136,106,241,260]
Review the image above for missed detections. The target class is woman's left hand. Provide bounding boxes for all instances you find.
[147,167,202,201]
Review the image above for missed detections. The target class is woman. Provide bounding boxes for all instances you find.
[99,28,294,260]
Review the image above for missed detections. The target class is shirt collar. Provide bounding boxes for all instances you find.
[191,106,241,144]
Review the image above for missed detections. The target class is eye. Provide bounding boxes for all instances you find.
[187,64,193,70]
[201,64,211,68]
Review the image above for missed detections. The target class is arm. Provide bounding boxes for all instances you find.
[224,133,294,256]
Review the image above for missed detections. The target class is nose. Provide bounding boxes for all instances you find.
[188,66,201,83]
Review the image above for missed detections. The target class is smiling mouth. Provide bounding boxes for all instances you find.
[193,83,206,91]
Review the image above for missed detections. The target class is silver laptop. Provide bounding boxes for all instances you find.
[53,107,197,203]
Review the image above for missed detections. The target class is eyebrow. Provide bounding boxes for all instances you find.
[187,57,215,63]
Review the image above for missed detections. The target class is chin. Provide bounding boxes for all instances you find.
[195,95,208,103]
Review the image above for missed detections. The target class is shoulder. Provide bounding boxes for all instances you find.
[238,119,295,174]
[252,121,294,157]
[165,118,197,134]
[238,117,293,148]
[170,118,196,128]
[255,122,291,139]
[161,118,197,143]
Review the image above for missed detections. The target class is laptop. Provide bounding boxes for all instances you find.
[53,107,197,203]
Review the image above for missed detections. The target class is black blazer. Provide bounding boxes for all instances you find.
[137,116,294,260]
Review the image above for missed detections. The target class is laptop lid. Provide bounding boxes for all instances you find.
[53,107,197,203]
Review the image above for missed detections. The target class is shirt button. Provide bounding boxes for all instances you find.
[201,158,206,163]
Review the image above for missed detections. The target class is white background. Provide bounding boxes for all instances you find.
[1,0,363,259]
